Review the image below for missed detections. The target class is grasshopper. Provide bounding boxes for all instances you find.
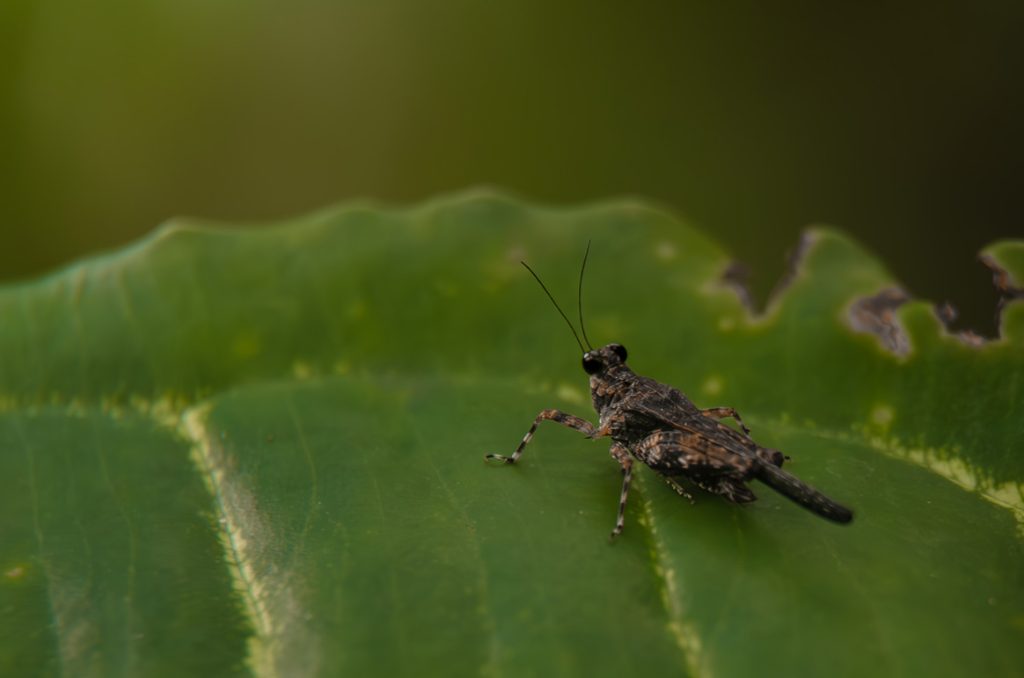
[487,244,853,537]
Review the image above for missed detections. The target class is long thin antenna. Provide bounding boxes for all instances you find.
[578,240,593,350]
[521,261,586,354]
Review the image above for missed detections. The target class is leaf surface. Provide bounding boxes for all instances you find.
[1,193,1021,677]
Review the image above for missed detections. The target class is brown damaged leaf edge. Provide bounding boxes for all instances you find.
[981,252,1024,333]
[718,228,915,355]
[720,228,1011,355]
[848,253,1018,353]
[720,231,816,316]
[848,287,912,356]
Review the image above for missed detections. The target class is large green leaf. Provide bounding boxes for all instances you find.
[1,192,1021,677]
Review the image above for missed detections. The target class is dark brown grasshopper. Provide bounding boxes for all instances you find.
[487,245,853,537]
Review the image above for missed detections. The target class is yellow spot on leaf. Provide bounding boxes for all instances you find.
[4,565,25,580]
[655,241,677,261]
[702,376,723,397]
[871,404,894,428]
[292,361,313,380]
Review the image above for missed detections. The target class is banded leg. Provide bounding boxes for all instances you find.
[609,442,633,538]
[701,406,751,437]
[486,409,598,464]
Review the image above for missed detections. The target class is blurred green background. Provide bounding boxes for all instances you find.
[1,1,1021,332]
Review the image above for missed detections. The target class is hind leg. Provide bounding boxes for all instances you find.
[634,430,758,505]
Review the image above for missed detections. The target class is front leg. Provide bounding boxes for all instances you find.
[701,406,751,437]
[486,408,598,464]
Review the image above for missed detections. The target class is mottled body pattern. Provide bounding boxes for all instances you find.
[489,344,854,536]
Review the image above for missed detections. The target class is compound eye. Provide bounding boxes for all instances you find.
[611,344,628,362]
[582,356,602,375]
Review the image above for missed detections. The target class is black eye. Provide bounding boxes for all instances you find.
[611,344,628,362]
[582,356,602,374]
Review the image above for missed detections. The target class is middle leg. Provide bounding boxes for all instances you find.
[663,476,696,504]
[608,442,633,538]
[701,406,752,437]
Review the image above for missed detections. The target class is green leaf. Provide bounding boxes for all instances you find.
[1,192,1021,677]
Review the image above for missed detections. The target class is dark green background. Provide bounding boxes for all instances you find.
[1,1,1021,330]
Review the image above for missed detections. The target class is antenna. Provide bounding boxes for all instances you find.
[578,240,593,350]
[521,261,587,354]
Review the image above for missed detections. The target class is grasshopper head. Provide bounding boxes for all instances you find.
[582,343,628,375]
